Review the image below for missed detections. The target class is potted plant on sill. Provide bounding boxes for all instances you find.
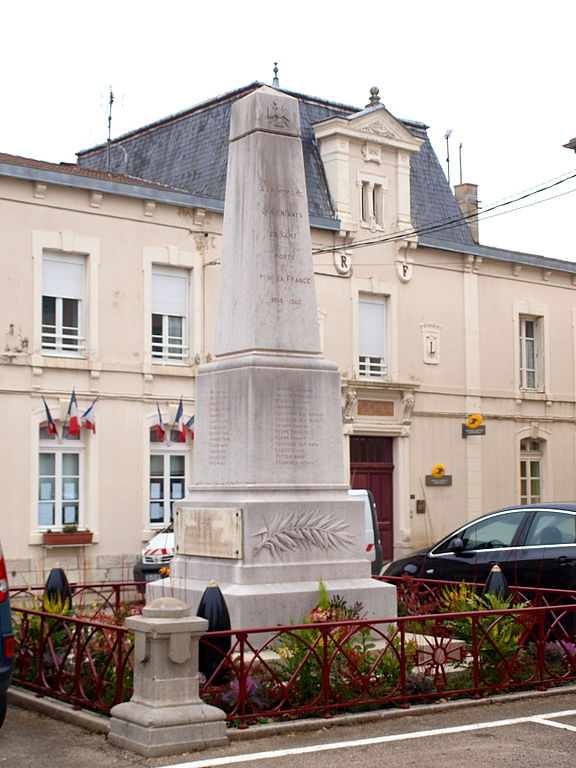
[43,525,93,546]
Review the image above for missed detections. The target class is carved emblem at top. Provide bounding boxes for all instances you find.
[265,99,290,128]
[360,120,399,140]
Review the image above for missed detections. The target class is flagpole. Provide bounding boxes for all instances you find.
[62,390,71,436]
[81,395,100,433]
[41,395,60,439]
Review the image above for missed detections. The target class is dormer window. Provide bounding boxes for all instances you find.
[360,179,385,230]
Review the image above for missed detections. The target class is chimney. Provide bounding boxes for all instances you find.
[454,183,479,243]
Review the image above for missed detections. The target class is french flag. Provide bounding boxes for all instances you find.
[81,397,98,433]
[42,397,59,437]
[155,403,165,441]
[186,414,195,440]
[174,398,186,442]
[67,390,80,437]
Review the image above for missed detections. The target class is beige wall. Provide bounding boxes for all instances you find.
[3,130,576,585]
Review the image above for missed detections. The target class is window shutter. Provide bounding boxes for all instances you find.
[152,268,188,316]
[359,294,387,358]
[43,253,84,299]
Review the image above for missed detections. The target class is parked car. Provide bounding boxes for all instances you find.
[0,540,14,728]
[382,503,576,590]
[133,489,384,583]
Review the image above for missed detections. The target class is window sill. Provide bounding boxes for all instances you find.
[41,350,86,359]
[151,363,196,376]
[151,358,190,367]
[517,389,548,400]
[358,374,388,382]
[37,355,89,371]
[359,222,385,233]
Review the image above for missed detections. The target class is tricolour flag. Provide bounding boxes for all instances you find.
[174,397,186,442]
[67,390,80,437]
[155,403,165,441]
[186,414,195,440]
[81,397,99,433]
[42,397,59,437]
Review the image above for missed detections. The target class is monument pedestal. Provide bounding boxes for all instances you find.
[149,351,396,628]
[161,485,396,629]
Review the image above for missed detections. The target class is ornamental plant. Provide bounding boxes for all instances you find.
[268,581,415,710]
[439,587,533,685]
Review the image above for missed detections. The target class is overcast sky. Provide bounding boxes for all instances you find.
[3,1,575,261]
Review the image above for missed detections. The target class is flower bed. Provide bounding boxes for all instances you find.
[8,578,576,723]
[198,581,576,725]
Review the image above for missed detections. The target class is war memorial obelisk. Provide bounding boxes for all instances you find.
[151,86,395,628]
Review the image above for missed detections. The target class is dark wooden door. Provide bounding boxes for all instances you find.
[350,436,394,561]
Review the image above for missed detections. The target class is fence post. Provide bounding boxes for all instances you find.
[109,597,227,757]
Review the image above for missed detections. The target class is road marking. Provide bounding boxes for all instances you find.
[532,716,576,732]
[160,709,576,768]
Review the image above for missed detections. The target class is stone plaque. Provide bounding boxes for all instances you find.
[175,507,243,559]
[357,400,394,417]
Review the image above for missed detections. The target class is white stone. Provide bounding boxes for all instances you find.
[149,86,396,630]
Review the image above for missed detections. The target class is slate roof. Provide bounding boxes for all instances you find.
[0,152,187,192]
[76,82,473,242]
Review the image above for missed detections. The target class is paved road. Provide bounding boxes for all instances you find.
[2,690,576,768]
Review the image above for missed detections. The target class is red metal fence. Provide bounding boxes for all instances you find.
[9,578,576,722]
[198,604,576,725]
[9,582,144,618]
[10,583,141,713]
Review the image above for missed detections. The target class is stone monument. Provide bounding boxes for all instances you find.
[149,86,395,628]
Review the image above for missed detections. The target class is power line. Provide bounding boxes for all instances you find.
[470,184,576,223]
[312,169,576,255]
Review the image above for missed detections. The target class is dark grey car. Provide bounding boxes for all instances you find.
[383,503,576,590]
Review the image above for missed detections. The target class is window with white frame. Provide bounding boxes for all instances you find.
[38,425,83,528]
[151,266,189,363]
[519,315,542,390]
[42,252,85,355]
[149,427,188,525]
[360,180,384,228]
[520,438,542,504]
[358,293,387,378]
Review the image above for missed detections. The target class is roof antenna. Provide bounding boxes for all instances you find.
[272,62,279,88]
[444,129,452,185]
[106,86,114,174]
[459,142,463,185]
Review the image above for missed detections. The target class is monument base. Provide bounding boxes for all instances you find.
[148,489,397,631]
[149,573,396,631]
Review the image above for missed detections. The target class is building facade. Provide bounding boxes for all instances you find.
[2,82,576,585]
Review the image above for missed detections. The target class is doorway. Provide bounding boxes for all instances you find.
[350,436,394,561]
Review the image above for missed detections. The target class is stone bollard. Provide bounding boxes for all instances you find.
[108,597,227,757]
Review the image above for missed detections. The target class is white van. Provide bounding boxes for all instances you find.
[349,488,384,575]
[133,523,175,585]
[134,489,384,582]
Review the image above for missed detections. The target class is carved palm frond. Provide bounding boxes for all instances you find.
[253,510,353,556]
